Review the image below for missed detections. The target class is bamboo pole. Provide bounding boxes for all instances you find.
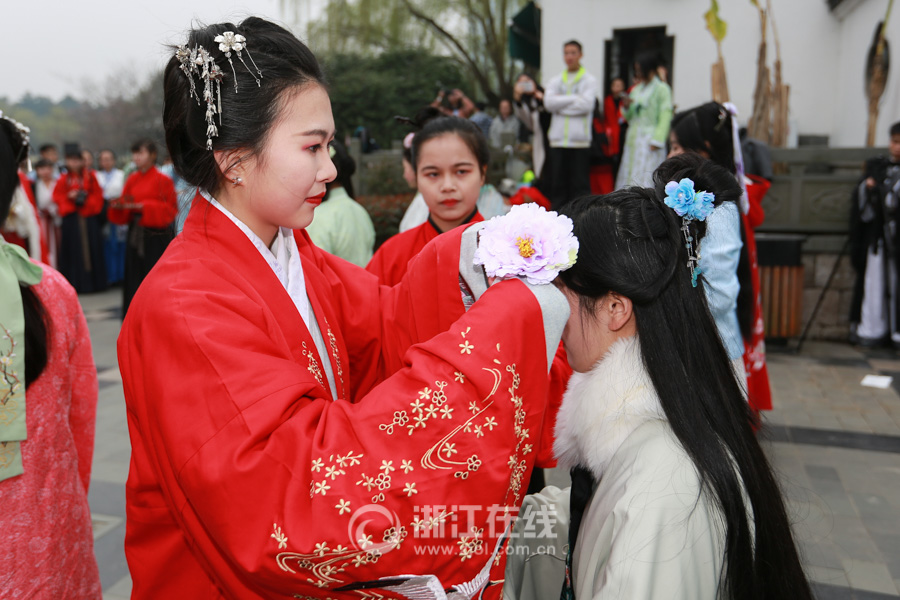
[768,0,790,147]
[867,0,894,147]
[748,7,770,142]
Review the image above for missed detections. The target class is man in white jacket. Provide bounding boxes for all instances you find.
[544,40,598,208]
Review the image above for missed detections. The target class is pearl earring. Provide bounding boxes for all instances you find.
[232,176,242,186]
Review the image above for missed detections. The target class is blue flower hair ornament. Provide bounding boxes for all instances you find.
[663,178,715,288]
[664,178,715,221]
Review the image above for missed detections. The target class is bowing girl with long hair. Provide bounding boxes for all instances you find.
[504,154,811,600]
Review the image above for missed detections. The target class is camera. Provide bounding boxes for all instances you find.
[74,190,88,207]
[520,80,535,94]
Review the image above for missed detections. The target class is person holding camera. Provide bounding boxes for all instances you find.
[431,87,476,119]
[513,73,551,187]
[52,143,107,293]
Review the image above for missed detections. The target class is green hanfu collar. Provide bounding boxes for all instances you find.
[0,238,43,481]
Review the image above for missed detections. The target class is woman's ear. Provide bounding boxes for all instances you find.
[214,150,245,181]
[605,292,633,332]
[479,164,488,184]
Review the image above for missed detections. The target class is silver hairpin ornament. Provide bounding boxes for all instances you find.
[0,110,32,170]
[214,31,262,91]
[174,31,264,151]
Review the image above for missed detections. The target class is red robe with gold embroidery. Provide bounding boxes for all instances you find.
[364,212,568,468]
[119,200,557,599]
[367,214,485,287]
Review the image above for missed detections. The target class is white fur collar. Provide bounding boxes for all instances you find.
[553,336,666,478]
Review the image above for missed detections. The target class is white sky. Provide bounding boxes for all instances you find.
[3,0,304,102]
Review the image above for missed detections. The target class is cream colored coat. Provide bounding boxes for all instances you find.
[504,336,728,600]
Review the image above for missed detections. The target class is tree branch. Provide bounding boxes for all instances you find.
[401,0,495,97]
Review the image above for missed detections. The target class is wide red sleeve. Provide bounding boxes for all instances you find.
[139,173,177,228]
[365,233,412,287]
[18,172,36,207]
[120,268,554,598]
[304,226,471,400]
[81,172,104,217]
[745,176,769,229]
[535,343,572,469]
[107,174,135,225]
[52,176,75,217]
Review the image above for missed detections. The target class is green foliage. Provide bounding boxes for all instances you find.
[285,0,528,103]
[324,49,467,145]
[705,0,728,43]
[0,101,85,151]
[360,155,410,196]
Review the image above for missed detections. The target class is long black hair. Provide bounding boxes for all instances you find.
[670,101,755,340]
[0,118,49,388]
[559,156,812,600]
[163,17,325,196]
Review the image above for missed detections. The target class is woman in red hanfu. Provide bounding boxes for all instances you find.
[367,118,486,287]
[52,144,107,292]
[368,117,570,487]
[107,138,177,316]
[118,18,569,600]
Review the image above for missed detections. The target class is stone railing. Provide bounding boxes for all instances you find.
[759,146,887,340]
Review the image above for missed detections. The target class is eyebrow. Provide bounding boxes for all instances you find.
[297,129,334,138]
[421,161,476,170]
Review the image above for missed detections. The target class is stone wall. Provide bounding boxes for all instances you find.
[798,251,856,341]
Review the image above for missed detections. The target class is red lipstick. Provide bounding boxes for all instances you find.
[306,191,326,207]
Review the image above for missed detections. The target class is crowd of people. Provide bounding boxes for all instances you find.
[4,139,181,317]
[0,16,842,600]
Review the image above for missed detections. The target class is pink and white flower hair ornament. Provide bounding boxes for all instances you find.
[474,203,578,286]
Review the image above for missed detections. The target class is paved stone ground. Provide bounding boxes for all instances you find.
[81,287,900,599]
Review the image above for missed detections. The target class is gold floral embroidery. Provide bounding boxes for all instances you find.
[457,527,484,561]
[335,499,351,515]
[459,327,474,354]
[378,410,409,435]
[323,318,343,391]
[271,524,289,549]
[301,342,324,387]
[274,515,409,589]
[402,381,449,436]
[502,363,531,505]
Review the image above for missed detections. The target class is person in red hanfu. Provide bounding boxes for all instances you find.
[367,117,571,485]
[367,117,487,287]
[108,139,177,317]
[588,77,626,196]
[52,143,106,292]
[119,17,570,600]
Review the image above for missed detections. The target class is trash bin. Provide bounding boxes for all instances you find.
[756,233,806,338]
